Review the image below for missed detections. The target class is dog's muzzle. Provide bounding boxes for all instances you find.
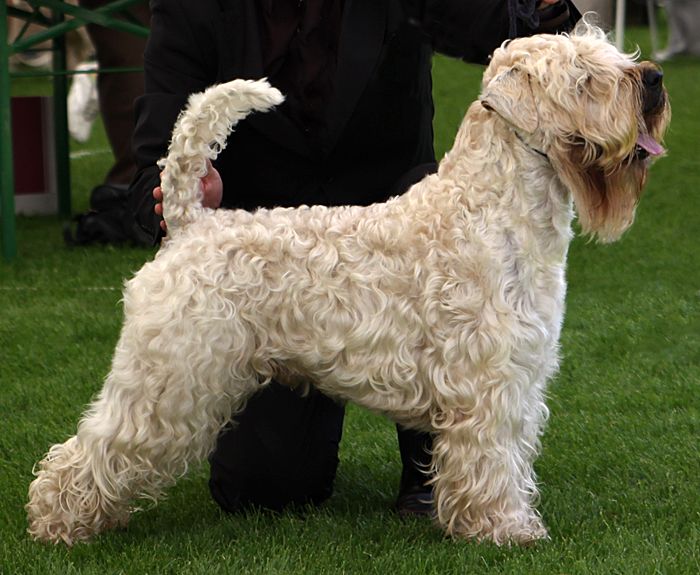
[633,63,667,161]
[641,65,665,114]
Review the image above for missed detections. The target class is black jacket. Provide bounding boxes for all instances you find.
[129,0,580,244]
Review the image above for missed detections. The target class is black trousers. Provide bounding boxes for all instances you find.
[208,382,433,512]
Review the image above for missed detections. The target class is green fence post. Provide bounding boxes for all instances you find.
[52,6,71,219]
[0,0,18,262]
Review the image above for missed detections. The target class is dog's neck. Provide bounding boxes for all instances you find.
[514,131,548,160]
[434,102,574,262]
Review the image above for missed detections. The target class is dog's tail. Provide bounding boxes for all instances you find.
[157,78,284,232]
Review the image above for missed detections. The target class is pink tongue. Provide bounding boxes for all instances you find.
[637,133,665,156]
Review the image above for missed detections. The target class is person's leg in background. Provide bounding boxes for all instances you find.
[654,0,700,61]
[208,384,434,516]
[396,427,434,516]
[209,383,346,512]
[77,0,150,186]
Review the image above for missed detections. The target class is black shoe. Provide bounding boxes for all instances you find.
[395,484,434,518]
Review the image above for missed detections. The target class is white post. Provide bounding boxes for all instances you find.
[615,0,626,50]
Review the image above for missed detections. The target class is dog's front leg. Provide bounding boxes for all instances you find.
[430,400,548,545]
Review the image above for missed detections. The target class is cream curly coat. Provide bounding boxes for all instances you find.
[27,24,670,546]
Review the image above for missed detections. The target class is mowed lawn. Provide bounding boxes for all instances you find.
[1,28,698,574]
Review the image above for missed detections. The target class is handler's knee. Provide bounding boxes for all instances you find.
[208,382,344,512]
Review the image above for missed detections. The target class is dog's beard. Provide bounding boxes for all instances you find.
[551,78,669,243]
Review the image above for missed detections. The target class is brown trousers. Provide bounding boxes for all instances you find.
[78,0,150,185]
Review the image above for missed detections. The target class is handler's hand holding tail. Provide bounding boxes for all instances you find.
[154,159,223,232]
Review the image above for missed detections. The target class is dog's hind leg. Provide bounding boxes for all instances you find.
[429,389,549,545]
[26,293,261,545]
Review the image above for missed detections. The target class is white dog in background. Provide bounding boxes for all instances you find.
[27,23,669,546]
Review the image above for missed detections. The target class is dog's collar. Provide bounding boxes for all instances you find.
[515,131,549,160]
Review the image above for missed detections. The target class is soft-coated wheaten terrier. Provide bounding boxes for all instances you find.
[27,23,670,546]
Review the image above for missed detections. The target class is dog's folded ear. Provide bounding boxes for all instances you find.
[480,67,539,134]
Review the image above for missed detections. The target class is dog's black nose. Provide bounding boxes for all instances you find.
[642,67,664,114]
[643,68,663,89]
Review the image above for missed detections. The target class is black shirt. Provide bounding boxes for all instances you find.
[259,0,344,136]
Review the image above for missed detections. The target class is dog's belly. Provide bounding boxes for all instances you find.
[272,361,436,430]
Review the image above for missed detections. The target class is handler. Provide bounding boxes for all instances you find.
[127,0,580,516]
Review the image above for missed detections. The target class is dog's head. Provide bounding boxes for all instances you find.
[480,22,670,242]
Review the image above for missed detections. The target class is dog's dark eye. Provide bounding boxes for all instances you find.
[634,145,649,161]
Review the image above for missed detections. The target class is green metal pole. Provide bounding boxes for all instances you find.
[12,4,149,53]
[52,6,71,219]
[0,0,18,261]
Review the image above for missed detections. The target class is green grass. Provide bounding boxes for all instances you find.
[2,28,699,574]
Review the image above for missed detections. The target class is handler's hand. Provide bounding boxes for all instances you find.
[153,159,223,232]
